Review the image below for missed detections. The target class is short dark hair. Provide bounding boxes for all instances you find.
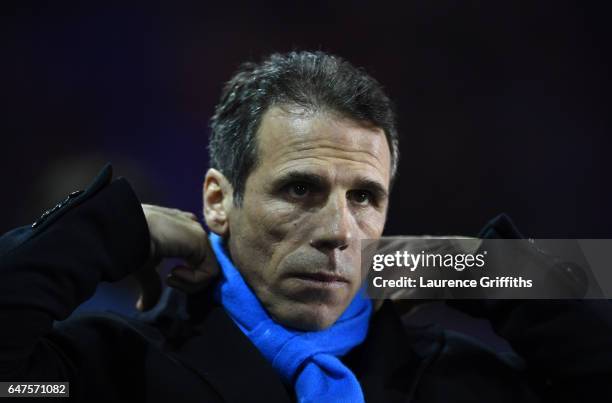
[208,50,399,204]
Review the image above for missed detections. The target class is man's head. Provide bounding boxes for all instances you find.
[203,51,399,331]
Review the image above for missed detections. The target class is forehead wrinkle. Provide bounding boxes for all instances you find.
[280,127,386,151]
[277,153,386,179]
[292,139,385,160]
[256,106,391,183]
[266,141,388,172]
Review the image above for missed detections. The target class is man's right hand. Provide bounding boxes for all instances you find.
[134,204,220,311]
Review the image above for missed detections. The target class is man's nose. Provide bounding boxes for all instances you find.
[309,192,354,252]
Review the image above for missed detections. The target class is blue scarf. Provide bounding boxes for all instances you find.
[210,233,372,403]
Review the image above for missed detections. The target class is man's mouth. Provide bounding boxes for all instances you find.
[290,271,350,288]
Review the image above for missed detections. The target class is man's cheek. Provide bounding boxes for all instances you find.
[254,203,309,239]
[356,214,386,238]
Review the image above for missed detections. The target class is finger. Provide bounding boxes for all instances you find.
[159,220,208,266]
[183,212,199,222]
[134,262,162,311]
[144,204,198,221]
[166,274,210,294]
[170,263,219,285]
[193,234,221,275]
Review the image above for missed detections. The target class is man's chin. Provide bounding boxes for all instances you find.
[269,302,344,331]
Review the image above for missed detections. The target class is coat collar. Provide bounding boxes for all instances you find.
[343,300,444,402]
[144,288,443,403]
[144,288,293,403]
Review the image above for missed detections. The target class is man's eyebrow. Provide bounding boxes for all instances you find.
[354,177,389,200]
[273,171,328,188]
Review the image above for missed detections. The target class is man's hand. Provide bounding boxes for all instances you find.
[134,204,220,311]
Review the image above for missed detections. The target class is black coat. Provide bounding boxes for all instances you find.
[1,164,611,402]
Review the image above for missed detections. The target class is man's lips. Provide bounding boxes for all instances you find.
[290,271,350,285]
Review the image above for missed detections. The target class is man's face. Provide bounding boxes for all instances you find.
[225,105,391,331]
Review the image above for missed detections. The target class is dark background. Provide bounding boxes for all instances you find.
[1,2,610,329]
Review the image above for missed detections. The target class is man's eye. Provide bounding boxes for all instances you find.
[287,182,310,198]
[348,189,375,206]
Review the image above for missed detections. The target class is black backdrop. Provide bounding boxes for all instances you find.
[2,1,611,238]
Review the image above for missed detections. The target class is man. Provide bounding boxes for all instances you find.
[1,51,611,402]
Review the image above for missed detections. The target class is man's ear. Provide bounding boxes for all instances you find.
[203,168,233,237]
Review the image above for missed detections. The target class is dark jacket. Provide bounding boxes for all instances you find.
[1,165,611,402]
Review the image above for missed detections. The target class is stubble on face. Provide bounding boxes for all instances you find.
[225,105,391,331]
